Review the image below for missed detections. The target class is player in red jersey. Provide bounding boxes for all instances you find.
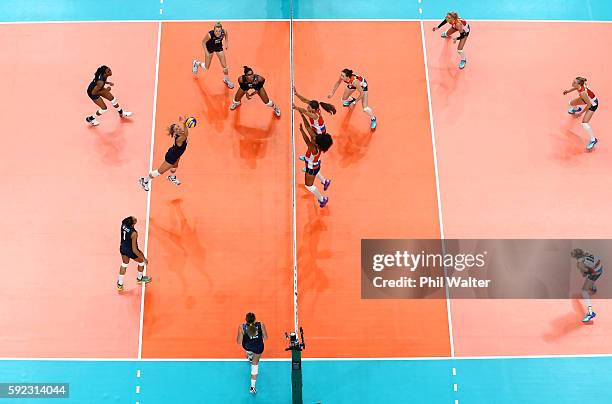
[432,12,470,69]
[564,77,599,151]
[298,111,333,208]
[328,68,377,130]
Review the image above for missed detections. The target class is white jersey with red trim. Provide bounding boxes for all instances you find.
[304,148,321,170]
[344,74,367,89]
[580,252,603,275]
[308,110,326,134]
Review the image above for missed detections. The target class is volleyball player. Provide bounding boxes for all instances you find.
[564,77,599,151]
[328,68,377,129]
[139,116,190,191]
[432,12,470,69]
[299,111,333,207]
[237,313,268,394]
[118,216,150,291]
[192,22,234,89]
[293,86,336,134]
[86,65,132,126]
[571,248,603,322]
[230,66,281,117]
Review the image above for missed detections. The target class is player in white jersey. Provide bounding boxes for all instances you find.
[563,77,600,151]
[571,248,602,322]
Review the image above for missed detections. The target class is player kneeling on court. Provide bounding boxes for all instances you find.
[237,313,268,395]
[571,248,602,323]
[118,216,151,291]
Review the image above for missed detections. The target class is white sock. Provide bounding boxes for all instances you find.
[582,123,595,142]
[582,289,592,311]
[251,379,256,388]
[306,184,323,202]
[137,271,143,280]
[588,305,593,315]
[316,172,327,184]
[458,49,466,61]
[199,62,206,70]
[118,274,125,285]
[149,170,160,179]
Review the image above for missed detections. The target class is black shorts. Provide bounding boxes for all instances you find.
[240,83,264,92]
[589,101,599,112]
[305,165,320,176]
[206,44,223,54]
[87,84,100,101]
[120,248,138,260]
[165,149,184,165]
[347,84,368,92]
[587,269,603,282]
[243,344,264,355]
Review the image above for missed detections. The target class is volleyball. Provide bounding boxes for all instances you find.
[185,116,197,128]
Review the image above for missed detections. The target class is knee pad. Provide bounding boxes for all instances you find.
[266,101,274,107]
[121,263,129,268]
[138,262,146,267]
[582,123,592,130]
[110,97,119,107]
[251,365,259,376]
[363,107,372,113]
[97,108,108,115]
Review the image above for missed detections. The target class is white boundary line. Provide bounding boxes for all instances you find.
[289,0,299,335]
[419,20,455,358]
[3,353,612,362]
[0,18,611,25]
[137,21,162,360]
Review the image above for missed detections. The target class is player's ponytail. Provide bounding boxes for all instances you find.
[122,216,135,228]
[95,65,109,79]
[245,312,257,337]
[243,66,253,75]
[576,77,587,85]
[319,102,337,115]
[214,21,223,29]
[341,68,353,77]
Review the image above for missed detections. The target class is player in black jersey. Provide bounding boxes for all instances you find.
[230,66,281,117]
[86,65,132,126]
[192,22,234,89]
[237,312,268,394]
[118,216,151,291]
[139,116,191,191]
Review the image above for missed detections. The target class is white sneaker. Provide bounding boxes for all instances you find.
[223,78,234,89]
[230,101,240,111]
[120,111,133,118]
[249,387,257,395]
[167,175,181,186]
[274,106,281,117]
[86,116,100,126]
[139,177,150,192]
[192,59,200,74]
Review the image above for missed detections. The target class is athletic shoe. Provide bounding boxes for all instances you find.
[568,106,582,114]
[86,116,100,126]
[192,59,200,74]
[302,167,306,173]
[117,282,124,292]
[582,312,596,323]
[249,387,257,395]
[323,179,331,191]
[137,275,152,284]
[319,196,329,208]
[274,106,281,117]
[587,138,598,151]
[230,102,240,111]
[459,60,467,69]
[223,78,234,89]
[120,111,133,118]
[298,156,306,162]
[370,117,377,130]
[342,98,356,107]
[441,32,448,38]
[167,175,181,186]
[139,177,150,192]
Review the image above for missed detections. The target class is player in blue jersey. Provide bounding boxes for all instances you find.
[237,313,268,394]
[118,216,151,291]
